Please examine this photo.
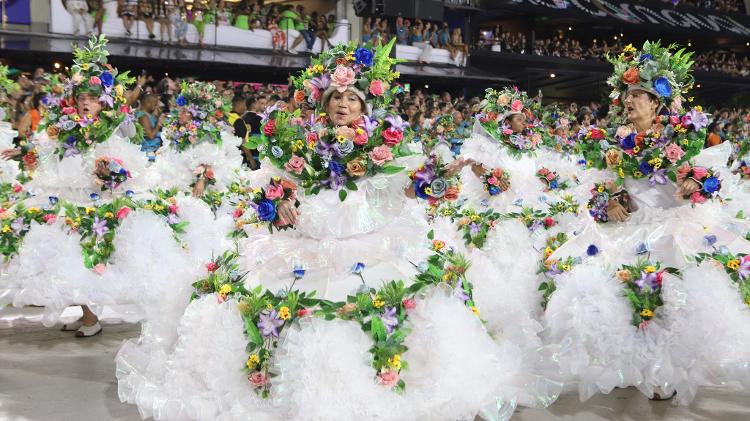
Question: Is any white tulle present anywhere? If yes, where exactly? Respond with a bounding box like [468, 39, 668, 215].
[0, 122, 19, 183]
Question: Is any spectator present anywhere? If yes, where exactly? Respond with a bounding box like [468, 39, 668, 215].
[396, 17, 408, 45]
[155, 0, 172, 43]
[288, 8, 317, 53]
[139, 0, 157, 40]
[233, 0, 251, 30]
[118, 0, 138, 37]
[63, 0, 91, 36]
[450, 28, 470, 66]
[171, 0, 188, 46]
[267, 8, 286, 52]
[362, 17, 373, 44]
[314, 14, 333, 50]
[137, 93, 165, 157]
[87, 0, 104, 36]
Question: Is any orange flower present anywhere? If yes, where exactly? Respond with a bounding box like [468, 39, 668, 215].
[622, 67, 640, 85]
[444, 186, 460, 201]
[294, 90, 306, 104]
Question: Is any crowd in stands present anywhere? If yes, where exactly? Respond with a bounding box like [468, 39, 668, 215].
[479, 29, 749, 77]
[663, 0, 747, 14]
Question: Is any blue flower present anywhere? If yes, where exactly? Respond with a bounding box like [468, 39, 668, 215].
[639, 53, 653, 62]
[293, 266, 306, 279]
[488, 185, 501, 196]
[125, 190, 134, 198]
[351, 262, 366, 274]
[100, 71, 114, 87]
[653, 77, 672, 98]
[549, 179, 558, 189]
[66, 135, 76, 145]
[256, 199, 277, 221]
[621, 133, 636, 150]
[639, 161, 653, 175]
[635, 243, 650, 255]
[89, 193, 100, 201]
[703, 176, 720, 194]
[586, 244, 599, 256]
[328, 160, 344, 175]
[703, 235, 717, 247]
[354, 48, 374, 66]
[48, 196, 59, 205]
[414, 181, 430, 199]
[176, 95, 187, 107]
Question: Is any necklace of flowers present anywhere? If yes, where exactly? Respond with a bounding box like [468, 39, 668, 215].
[675, 162, 722, 205]
[190, 251, 322, 399]
[260, 108, 411, 202]
[536, 167, 570, 191]
[230, 177, 300, 236]
[409, 154, 461, 205]
[615, 255, 680, 329]
[695, 236, 750, 308]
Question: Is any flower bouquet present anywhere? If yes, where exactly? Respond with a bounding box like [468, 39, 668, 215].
[162, 81, 230, 150]
[94, 156, 131, 192]
[409, 154, 460, 205]
[231, 177, 299, 234]
[735, 160, 750, 180]
[587, 182, 633, 223]
[615, 258, 680, 328]
[481, 167, 510, 197]
[536, 167, 570, 191]
[675, 162, 722, 204]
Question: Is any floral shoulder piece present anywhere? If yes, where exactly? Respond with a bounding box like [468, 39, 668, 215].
[587, 182, 632, 224]
[536, 167, 570, 191]
[615, 257, 680, 328]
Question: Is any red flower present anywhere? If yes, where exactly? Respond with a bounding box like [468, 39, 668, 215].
[382, 127, 403, 146]
[402, 298, 417, 310]
[655, 270, 665, 286]
[206, 262, 219, 272]
[263, 120, 276, 136]
[622, 67, 640, 85]
[233, 207, 244, 219]
[612, 98, 620, 106]
[543, 217, 556, 228]
[669, 115, 680, 126]
[296, 308, 312, 318]
[589, 128, 605, 140]
[12, 184, 22, 193]
[168, 204, 179, 214]
[215, 110, 223, 118]
[634, 132, 645, 147]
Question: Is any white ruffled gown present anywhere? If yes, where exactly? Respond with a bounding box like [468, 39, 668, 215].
[115, 150, 560, 420]
[0, 121, 19, 183]
[0, 123, 236, 326]
[543, 141, 750, 404]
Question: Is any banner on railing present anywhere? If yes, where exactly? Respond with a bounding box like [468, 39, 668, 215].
[3, 0, 31, 25]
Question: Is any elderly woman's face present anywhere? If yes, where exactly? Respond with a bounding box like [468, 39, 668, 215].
[327, 90, 363, 126]
[624, 90, 658, 125]
[76, 93, 102, 117]
[507, 113, 527, 133]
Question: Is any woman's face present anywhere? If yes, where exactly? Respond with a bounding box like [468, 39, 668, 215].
[507, 113, 527, 133]
[179, 109, 192, 124]
[76, 93, 102, 117]
[327, 90, 363, 126]
[624, 90, 658, 125]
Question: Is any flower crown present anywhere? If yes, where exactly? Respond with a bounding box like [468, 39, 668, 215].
[607, 41, 695, 114]
[163, 81, 231, 151]
[479, 87, 534, 122]
[290, 38, 402, 113]
[67, 35, 134, 101]
[477, 87, 544, 155]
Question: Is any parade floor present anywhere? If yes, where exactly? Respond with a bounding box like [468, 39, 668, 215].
[1, 306, 749, 421]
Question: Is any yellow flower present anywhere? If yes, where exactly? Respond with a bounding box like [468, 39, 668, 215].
[645, 266, 656, 273]
[634, 171, 643, 178]
[81, 63, 90, 70]
[373, 297, 385, 308]
[470, 306, 480, 317]
[279, 306, 291, 320]
[153, 205, 164, 212]
[104, 212, 114, 219]
[388, 355, 402, 370]
[114, 85, 124, 96]
[336, 135, 346, 143]
[219, 284, 232, 295]
[727, 259, 740, 270]
[695, 105, 702, 112]
[1, 225, 9, 233]
[424, 187, 433, 195]
[65, 217, 74, 225]
[675, 126, 687, 134]
[618, 168, 625, 178]
[640, 308, 654, 318]
[306, 68, 314, 75]
[544, 247, 553, 257]
[266, 302, 273, 310]
[633, 146, 640, 153]
[246, 354, 260, 368]
[85, 207, 95, 214]
[345, 53, 355, 62]
[470, 215, 480, 222]
[291, 146, 298, 153]
[561, 264, 571, 271]
[27, 207, 40, 214]
[623, 43, 636, 53]
[432, 240, 445, 251]
[312, 64, 324, 73]
[597, 185, 605, 193]
[682, 139, 689, 145]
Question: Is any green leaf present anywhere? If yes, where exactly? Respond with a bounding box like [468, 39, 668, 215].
[338, 189, 348, 202]
[345, 180, 358, 191]
[380, 165, 405, 175]
[371, 316, 387, 342]
[244, 318, 263, 346]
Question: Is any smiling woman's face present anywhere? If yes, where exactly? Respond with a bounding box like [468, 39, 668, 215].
[326, 90, 364, 126]
[76, 93, 102, 117]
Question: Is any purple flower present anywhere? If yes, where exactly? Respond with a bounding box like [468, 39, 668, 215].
[63, 142, 80, 157]
[648, 168, 668, 186]
[10, 217, 27, 235]
[257, 309, 285, 338]
[314, 141, 334, 160]
[385, 114, 408, 131]
[635, 271, 659, 292]
[703, 235, 717, 248]
[545, 262, 563, 278]
[351, 262, 366, 274]
[166, 213, 179, 225]
[310, 73, 331, 92]
[453, 278, 470, 302]
[469, 222, 481, 236]
[99, 94, 114, 109]
[686, 109, 708, 132]
[92, 216, 109, 239]
[738, 258, 750, 280]
[362, 115, 378, 137]
[381, 307, 399, 334]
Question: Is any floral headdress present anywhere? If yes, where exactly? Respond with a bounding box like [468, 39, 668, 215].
[0, 65, 19, 122]
[290, 38, 402, 113]
[39, 35, 140, 158]
[162, 81, 231, 151]
[476, 87, 544, 155]
[607, 41, 695, 117]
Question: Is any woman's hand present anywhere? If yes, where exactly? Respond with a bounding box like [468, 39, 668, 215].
[471, 162, 486, 178]
[1, 149, 21, 160]
[277, 199, 299, 226]
[675, 179, 701, 198]
[191, 178, 206, 197]
[443, 157, 473, 178]
[607, 199, 630, 223]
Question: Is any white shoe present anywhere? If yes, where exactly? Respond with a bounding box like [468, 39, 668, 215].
[287, 49, 298, 55]
[61, 319, 84, 331]
[76, 322, 102, 338]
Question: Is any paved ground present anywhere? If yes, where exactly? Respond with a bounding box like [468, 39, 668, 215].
[1, 306, 749, 421]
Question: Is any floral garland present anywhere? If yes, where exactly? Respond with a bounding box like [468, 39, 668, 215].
[190, 252, 321, 398]
[161, 81, 230, 151]
[257, 108, 411, 201]
[502, 195, 580, 232]
[695, 246, 750, 307]
[538, 240, 599, 309]
[536, 167, 570, 191]
[231, 177, 299, 234]
[616, 258, 680, 328]
[38, 35, 142, 159]
[675, 162, 722, 204]
[482, 167, 510, 197]
[94, 157, 131, 192]
[452, 207, 502, 249]
[409, 154, 460, 205]
[0, 201, 60, 261]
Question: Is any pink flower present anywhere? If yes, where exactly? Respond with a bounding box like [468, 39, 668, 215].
[368, 145, 394, 166]
[168, 204, 179, 214]
[62, 107, 76, 115]
[615, 125, 632, 139]
[284, 154, 306, 175]
[290, 117, 304, 127]
[331, 65, 356, 92]
[12, 184, 22, 193]
[664, 143, 685, 163]
[676, 163, 691, 183]
[692, 166, 708, 179]
[546, 173, 556, 181]
[296, 308, 312, 318]
[377, 370, 400, 388]
[354, 130, 369, 146]
[690, 191, 707, 204]
[115, 206, 131, 220]
[89, 76, 101, 85]
[43, 214, 57, 225]
[305, 132, 319, 147]
[310, 86, 321, 101]
[502, 128, 513, 135]
[233, 207, 244, 219]
[93, 263, 106, 275]
[249, 371, 268, 388]
[206, 262, 219, 272]
[369, 80, 385, 96]
[265, 184, 284, 200]
[382, 128, 403, 146]
[402, 298, 417, 310]
[510, 99, 523, 112]
[335, 126, 356, 140]
[487, 176, 498, 186]
[670, 97, 683, 113]
[669, 115, 681, 126]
